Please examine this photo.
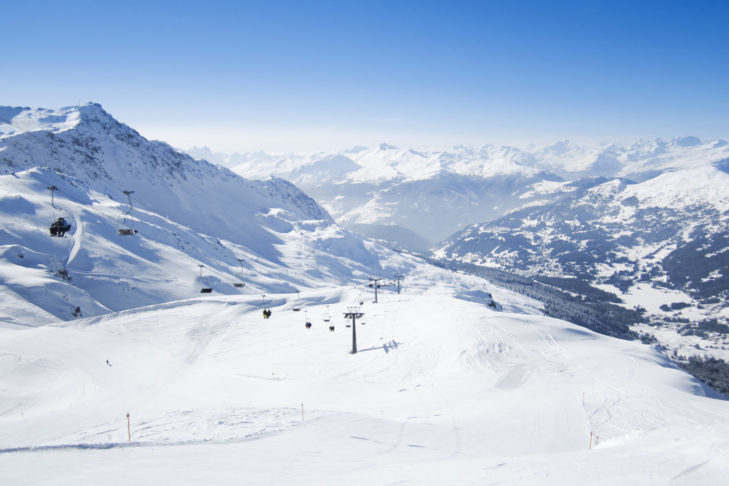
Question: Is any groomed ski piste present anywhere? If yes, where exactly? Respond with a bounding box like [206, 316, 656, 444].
[1, 265, 729, 484]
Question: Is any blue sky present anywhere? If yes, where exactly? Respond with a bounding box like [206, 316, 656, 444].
[3, 0, 728, 152]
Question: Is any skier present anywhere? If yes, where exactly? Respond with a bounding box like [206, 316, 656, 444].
[50, 217, 71, 237]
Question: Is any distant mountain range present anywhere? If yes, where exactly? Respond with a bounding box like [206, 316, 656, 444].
[188, 137, 729, 250]
[188, 137, 729, 361]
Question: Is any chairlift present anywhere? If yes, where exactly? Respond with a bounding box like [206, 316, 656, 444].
[261, 295, 272, 319]
[233, 258, 246, 288]
[49, 217, 71, 237]
[48, 186, 72, 237]
[117, 190, 137, 236]
[198, 264, 212, 293]
[292, 290, 301, 312]
[304, 311, 312, 329]
[323, 305, 331, 323]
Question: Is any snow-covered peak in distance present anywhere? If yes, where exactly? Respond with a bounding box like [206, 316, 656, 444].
[207, 135, 729, 248]
[215, 135, 729, 188]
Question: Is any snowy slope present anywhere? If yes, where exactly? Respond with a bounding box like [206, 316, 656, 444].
[0, 104, 409, 325]
[0, 266, 727, 484]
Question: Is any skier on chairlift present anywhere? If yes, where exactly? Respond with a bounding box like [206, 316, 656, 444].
[50, 217, 71, 237]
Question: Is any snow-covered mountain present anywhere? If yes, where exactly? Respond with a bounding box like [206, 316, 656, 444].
[434, 163, 729, 360]
[194, 137, 729, 363]
[0, 103, 410, 325]
[194, 138, 729, 250]
[2, 104, 729, 484]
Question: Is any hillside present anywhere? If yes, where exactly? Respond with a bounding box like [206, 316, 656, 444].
[1, 265, 728, 484]
[0, 104, 409, 325]
[434, 165, 729, 363]
[1, 104, 728, 484]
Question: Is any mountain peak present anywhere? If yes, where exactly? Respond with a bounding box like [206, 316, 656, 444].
[671, 135, 702, 147]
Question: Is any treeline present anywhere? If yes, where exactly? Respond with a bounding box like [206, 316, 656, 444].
[428, 258, 729, 398]
[677, 356, 729, 397]
[426, 258, 642, 340]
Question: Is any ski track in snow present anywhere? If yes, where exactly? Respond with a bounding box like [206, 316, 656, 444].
[66, 208, 82, 265]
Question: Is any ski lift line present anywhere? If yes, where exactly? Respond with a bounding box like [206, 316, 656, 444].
[38, 172, 133, 210]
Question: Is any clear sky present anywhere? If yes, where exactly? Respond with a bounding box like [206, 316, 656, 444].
[2, 0, 728, 152]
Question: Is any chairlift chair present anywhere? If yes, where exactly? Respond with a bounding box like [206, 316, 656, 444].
[304, 310, 311, 328]
[49, 217, 71, 237]
[233, 258, 246, 288]
[323, 304, 331, 322]
[292, 290, 301, 311]
[117, 190, 137, 236]
[47, 186, 71, 237]
[198, 264, 212, 293]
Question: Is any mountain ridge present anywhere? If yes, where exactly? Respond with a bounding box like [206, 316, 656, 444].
[189, 136, 729, 247]
[0, 103, 410, 325]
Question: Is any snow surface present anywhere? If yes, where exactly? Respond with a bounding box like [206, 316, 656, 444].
[1, 266, 728, 484]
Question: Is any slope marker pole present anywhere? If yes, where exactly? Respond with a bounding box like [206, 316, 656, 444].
[126, 413, 131, 442]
